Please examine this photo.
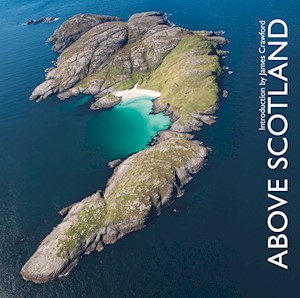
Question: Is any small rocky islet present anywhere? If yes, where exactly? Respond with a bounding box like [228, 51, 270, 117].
[21, 11, 228, 283]
[26, 17, 60, 25]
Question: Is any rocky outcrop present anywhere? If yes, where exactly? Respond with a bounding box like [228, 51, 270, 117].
[222, 90, 229, 98]
[27, 17, 59, 25]
[90, 95, 121, 110]
[21, 137, 208, 283]
[170, 117, 203, 133]
[48, 14, 122, 52]
[30, 20, 129, 101]
[152, 97, 169, 114]
[190, 113, 217, 125]
[108, 159, 123, 168]
[58, 203, 77, 216]
[127, 11, 169, 43]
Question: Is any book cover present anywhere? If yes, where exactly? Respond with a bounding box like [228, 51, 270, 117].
[0, 0, 298, 297]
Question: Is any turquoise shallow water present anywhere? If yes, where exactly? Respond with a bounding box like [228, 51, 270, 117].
[59, 94, 171, 160]
[0, 0, 300, 297]
[86, 95, 171, 159]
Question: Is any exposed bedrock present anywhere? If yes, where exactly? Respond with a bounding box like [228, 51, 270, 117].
[21, 137, 208, 283]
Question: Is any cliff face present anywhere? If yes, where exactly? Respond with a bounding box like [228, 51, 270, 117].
[21, 12, 228, 283]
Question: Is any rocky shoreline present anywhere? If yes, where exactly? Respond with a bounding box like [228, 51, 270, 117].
[21, 11, 228, 283]
[21, 138, 208, 283]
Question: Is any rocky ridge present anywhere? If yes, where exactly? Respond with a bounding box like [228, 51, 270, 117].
[21, 137, 208, 283]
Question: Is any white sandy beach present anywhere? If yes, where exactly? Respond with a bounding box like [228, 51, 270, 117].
[113, 84, 161, 100]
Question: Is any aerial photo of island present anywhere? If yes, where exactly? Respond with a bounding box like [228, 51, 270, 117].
[1, 1, 299, 297]
[21, 10, 229, 283]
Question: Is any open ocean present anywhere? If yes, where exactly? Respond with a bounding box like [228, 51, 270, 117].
[0, 0, 299, 297]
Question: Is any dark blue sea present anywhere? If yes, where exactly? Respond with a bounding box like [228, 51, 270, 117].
[0, 0, 299, 297]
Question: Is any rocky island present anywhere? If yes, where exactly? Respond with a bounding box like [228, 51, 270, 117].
[26, 17, 60, 25]
[21, 12, 228, 283]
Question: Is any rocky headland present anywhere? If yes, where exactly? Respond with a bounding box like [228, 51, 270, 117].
[21, 11, 228, 283]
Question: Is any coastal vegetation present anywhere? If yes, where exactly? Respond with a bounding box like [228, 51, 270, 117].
[142, 36, 222, 124]
[56, 137, 207, 259]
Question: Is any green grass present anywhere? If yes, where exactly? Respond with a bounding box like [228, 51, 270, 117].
[115, 71, 150, 91]
[77, 71, 107, 88]
[141, 36, 222, 118]
[57, 203, 108, 258]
